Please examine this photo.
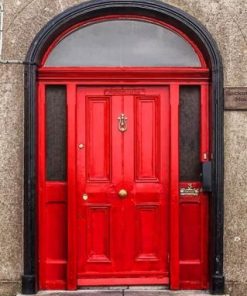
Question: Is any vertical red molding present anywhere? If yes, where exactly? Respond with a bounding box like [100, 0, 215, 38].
[201, 192, 209, 288]
[201, 84, 209, 161]
[170, 84, 180, 289]
[201, 84, 210, 288]
[67, 83, 77, 289]
[38, 83, 46, 289]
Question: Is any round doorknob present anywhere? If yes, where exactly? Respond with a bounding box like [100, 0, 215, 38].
[82, 193, 88, 201]
[118, 189, 128, 198]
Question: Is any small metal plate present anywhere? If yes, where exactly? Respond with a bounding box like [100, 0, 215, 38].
[224, 87, 247, 110]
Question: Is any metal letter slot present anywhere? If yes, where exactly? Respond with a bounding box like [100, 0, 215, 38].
[180, 184, 200, 196]
[118, 113, 128, 132]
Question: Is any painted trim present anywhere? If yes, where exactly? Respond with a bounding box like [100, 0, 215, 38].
[170, 84, 180, 288]
[23, 0, 224, 294]
[38, 67, 210, 82]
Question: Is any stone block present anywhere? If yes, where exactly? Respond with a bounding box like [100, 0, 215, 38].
[226, 281, 247, 296]
[0, 280, 21, 296]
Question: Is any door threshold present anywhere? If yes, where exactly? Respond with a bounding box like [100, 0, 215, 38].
[17, 290, 229, 296]
[78, 277, 169, 286]
[78, 285, 168, 290]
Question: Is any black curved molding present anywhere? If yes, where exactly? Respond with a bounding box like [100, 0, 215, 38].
[23, 0, 224, 294]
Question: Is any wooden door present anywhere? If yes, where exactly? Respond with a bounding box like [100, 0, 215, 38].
[76, 86, 170, 285]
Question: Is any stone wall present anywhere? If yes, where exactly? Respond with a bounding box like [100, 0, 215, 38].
[0, 0, 246, 295]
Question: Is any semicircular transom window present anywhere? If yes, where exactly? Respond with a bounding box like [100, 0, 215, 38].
[45, 19, 201, 67]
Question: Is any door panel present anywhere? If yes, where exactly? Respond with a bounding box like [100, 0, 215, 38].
[76, 87, 169, 284]
[86, 96, 111, 182]
[135, 95, 160, 181]
[123, 89, 169, 275]
[77, 88, 122, 275]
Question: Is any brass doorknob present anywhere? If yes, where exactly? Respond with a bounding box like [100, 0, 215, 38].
[118, 189, 128, 198]
[82, 193, 88, 201]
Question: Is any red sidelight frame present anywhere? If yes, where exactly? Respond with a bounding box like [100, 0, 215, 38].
[37, 14, 211, 291]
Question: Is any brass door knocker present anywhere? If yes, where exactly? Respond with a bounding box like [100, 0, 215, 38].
[118, 113, 128, 132]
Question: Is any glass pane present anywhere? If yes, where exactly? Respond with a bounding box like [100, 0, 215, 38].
[179, 86, 201, 181]
[45, 20, 200, 67]
[46, 85, 67, 181]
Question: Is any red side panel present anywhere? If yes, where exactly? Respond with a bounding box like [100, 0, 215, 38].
[178, 84, 210, 289]
[38, 83, 68, 290]
[179, 182, 209, 289]
[44, 183, 67, 289]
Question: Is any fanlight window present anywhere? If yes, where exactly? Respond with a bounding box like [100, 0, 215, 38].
[45, 20, 201, 67]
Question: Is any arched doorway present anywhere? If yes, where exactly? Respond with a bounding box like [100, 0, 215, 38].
[22, 1, 225, 294]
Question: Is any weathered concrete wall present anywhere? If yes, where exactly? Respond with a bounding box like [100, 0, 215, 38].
[0, 63, 24, 295]
[0, 0, 246, 295]
[0, 2, 3, 55]
[224, 112, 247, 296]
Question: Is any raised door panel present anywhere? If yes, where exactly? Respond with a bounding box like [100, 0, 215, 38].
[135, 203, 162, 262]
[124, 88, 169, 279]
[135, 96, 160, 181]
[77, 88, 122, 278]
[86, 96, 111, 182]
[39, 84, 68, 289]
[86, 205, 111, 263]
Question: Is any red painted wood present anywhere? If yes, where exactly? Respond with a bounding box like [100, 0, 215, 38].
[38, 83, 68, 290]
[38, 67, 210, 82]
[76, 87, 169, 285]
[77, 277, 169, 286]
[201, 84, 210, 161]
[178, 83, 210, 289]
[124, 89, 169, 277]
[67, 83, 77, 289]
[170, 84, 180, 289]
[37, 78, 210, 290]
[38, 13, 210, 289]
[38, 82, 46, 289]
[201, 193, 209, 289]
[179, 183, 209, 290]
[77, 87, 122, 277]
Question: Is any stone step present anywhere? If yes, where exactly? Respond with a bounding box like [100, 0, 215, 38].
[17, 289, 229, 296]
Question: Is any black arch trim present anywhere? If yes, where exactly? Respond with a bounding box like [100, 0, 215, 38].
[23, 0, 224, 294]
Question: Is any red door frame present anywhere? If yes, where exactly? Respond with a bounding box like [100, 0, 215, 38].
[37, 67, 210, 290]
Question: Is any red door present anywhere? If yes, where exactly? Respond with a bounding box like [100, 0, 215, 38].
[76, 86, 170, 285]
